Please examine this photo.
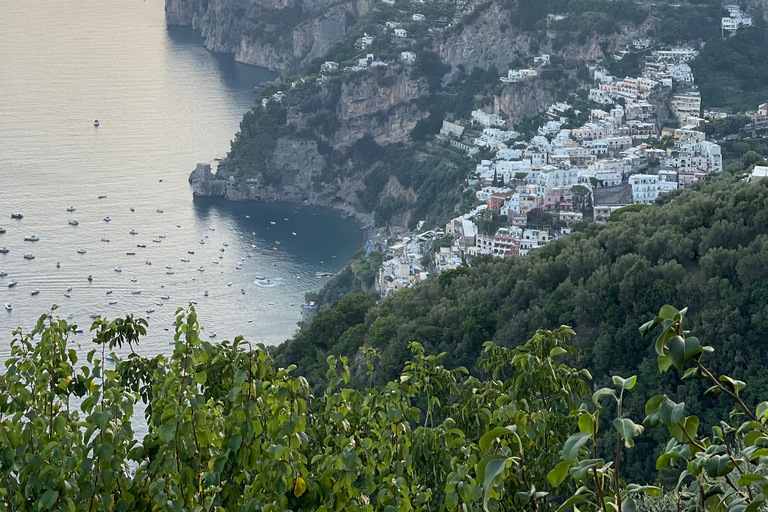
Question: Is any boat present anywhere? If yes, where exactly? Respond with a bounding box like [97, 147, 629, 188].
[188, 251, 194, 255]
[199, 240, 205, 244]
[103, 216, 111, 222]
[254, 275, 265, 280]
[316, 272, 333, 278]
[130, 207, 134, 212]
[270, 221, 276, 225]
[197, 266, 204, 272]
[90, 314, 100, 319]
[68, 220, 79, 226]
[158, 235, 166, 239]
[67, 287, 72, 292]
[136, 244, 146, 248]
[131, 290, 141, 295]
[24, 235, 39, 241]
[87, 275, 92, 282]
[109, 300, 117, 305]
[11, 213, 23, 219]
[227, 282, 232, 287]
[66, 207, 76, 212]
[4, 303, 11, 311]
[204, 234, 208, 238]
[190, 300, 197, 304]
[126, 252, 135, 255]
[165, 265, 172, 269]
[212, 261, 219, 265]
[292, 232, 297, 236]
[0, 271, 6, 277]
[240, 289, 245, 294]
[156, 209, 163, 213]
[77, 249, 86, 254]
[152, 239, 161, 243]
[181, 258, 189, 262]
[156, 301, 163, 306]
[130, 230, 138, 235]
[74, 328, 83, 334]
[223, 242, 228, 247]
[94, 120, 99, 127]
[209, 332, 217, 338]
[204, 290, 208, 297]
[56, 262, 60, 268]
[145, 261, 151, 265]
[235, 266, 242, 270]
[166, 270, 174, 275]
[98, 195, 107, 199]
[101, 238, 110, 242]
[30, 289, 39, 296]
[63, 292, 71, 298]
[130, 278, 137, 282]
[245, 215, 250, 219]
[114, 267, 122, 272]
[146, 308, 155, 314]
[219, 247, 225, 252]
[177, 224, 181, 228]
[24, 253, 34, 260]
[0, 248, 8, 253]
[106, 290, 112, 295]
[160, 295, 169, 300]
[209, 227, 215, 231]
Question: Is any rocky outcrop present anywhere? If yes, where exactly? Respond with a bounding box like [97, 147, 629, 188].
[165, 0, 372, 72]
[492, 79, 556, 126]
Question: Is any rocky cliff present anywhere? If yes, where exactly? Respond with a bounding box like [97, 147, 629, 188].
[165, 0, 372, 72]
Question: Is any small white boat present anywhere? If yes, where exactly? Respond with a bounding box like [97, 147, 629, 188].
[197, 266, 204, 272]
[204, 290, 208, 297]
[130, 207, 134, 212]
[235, 266, 242, 270]
[130, 278, 137, 282]
[101, 238, 109, 242]
[152, 239, 161, 243]
[24, 235, 39, 241]
[212, 261, 219, 264]
[4, 303, 11, 310]
[0, 271, 6, 276]
[188, 251, 195, 255]
[199, 240, 205, 244]
[240, 289, 245, 294]
[69, 220, 79, 226]
[160, 295, 169, 300]
[77, 249, 86, 254]
[204, 234, 208, 238]
[209, 332, 217, 338]
[24, 253, 35, 260]
[130, 229, 138, 235]
[156, 301, 163, 306]
[292, 232, 297, 236]
[131, 290, 141, 295]
[146, 308, 155, 314]
[114, 267, 122, 272]
[177, 224, 181, 228]
[223, 242, 228, 247]
[30, 289, 39, 296]
[109, 300, 117, 305]
[181, 258, 189, 262]
[227, 282, 232, 286]
[245, 215, 250, 219]
[146, 260, 151, 265]
[137, 244, 146, 248]
[209, 227, 215, 231]
[94, 120, 99, 127]
[229, 227, 233, 231]
[90, 314, 100, 319]
[166, 270, 174, 275]
[165, 265, 173, 269]
[103, 216, 111, 222]
[270, 221, 276, 225]
[66, 207, 76, 212]
[190, 300, 197, 304]
[156, 209, 163, 213]
[106, 290, 112, 295]
[158, 235, 166, 239]
[87, 275, 92, 282]
[67, 287, 73, 292]
[63, 292, 71, 298]
[219, 247, 225, 252]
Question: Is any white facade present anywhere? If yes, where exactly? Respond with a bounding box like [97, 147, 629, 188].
[630, 174, 678, 204]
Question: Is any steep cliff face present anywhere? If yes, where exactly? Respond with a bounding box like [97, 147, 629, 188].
[492, 80, 556, 126]
[165, 0, 372, 72]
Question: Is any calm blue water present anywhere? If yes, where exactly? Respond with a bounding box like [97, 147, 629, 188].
[0, 0, 364, 357]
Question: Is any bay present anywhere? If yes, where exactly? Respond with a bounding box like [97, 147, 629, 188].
[0, 0, 364, 358]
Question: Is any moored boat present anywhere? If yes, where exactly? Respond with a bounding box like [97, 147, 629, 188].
[68, 220, 78, 226]
[24, 235, 39, 241]
[4, 303, 11, 311]
[23, 253, 34, 260]
[11, 213, 22, 219]
[30, 289, 40, 296]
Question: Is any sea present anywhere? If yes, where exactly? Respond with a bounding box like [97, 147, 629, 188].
[0, 0, 365, 360]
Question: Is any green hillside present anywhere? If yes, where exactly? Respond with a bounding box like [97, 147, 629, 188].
[274, 176, 768, 481]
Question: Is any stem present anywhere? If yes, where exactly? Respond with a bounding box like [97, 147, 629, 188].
[694, 360, 760, 425]
[615, 390, 624, 512]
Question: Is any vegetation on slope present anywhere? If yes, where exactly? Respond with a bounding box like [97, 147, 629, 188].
[274, 177, 768, 482]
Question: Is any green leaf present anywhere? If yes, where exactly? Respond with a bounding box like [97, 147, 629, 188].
[657, 351, 673, 372]
[756, 401, 768, 421]
[195, 371, 207, 385]
[612, 375, 637, 390]
[479, 426, 518, 452]
[563, 433, 591, 463]
[658, 305, 679, 320]
[705, 455, 733, 477]
[659, 399, 685, 426]
[478, 455, 511, 512]
[704, 386, 723, 400]
[547, 461, 571, 487]
[592, 388, 616, 407]
[294, 477, 307, 497]
[578, 414, 595, 435]
[737, 473, 766, 486]
[668, 336, 702, 371]
[555, 495, 589, 512]
[622, 495, 637, 512]
[645, 395, 665, 415]
[626, 484, 663, 497]
[38, 490, 59, 511]
[549, 347, 567, 357]
[159, 423, 175, 443]
[613, 418, 644, 447]
[719, 375, 746, 394]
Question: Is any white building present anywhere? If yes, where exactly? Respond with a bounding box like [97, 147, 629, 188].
[629, 174, 678, 204]
[471, 109, 506, 128]
[412, 13, 425, 21]
[400, 51, 416, 62]
[394, 28, 407, 38]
